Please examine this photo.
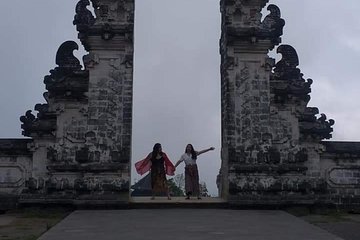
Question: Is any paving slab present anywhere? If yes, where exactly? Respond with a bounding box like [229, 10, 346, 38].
[38, 209, 344, 240]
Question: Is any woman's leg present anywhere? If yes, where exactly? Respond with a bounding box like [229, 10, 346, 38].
[184, 166, 192, 199]
[151, 171, 156, 200]
[166, 186, 171, 200]
[193, 165, 201, 199]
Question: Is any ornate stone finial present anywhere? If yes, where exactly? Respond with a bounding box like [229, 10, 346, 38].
[271, 45, 315, 104]
[73, 0, 95, 30]
[55, 41, 81, 70]
[261, 4, 285, 37]
[20, 110, 36, 137]
[34, 104, 49, 119]
[273, 44, 301, 80]
[299, 111, 335, 141]
[20, 107, 56, 138]
[43, 41, 88, 100]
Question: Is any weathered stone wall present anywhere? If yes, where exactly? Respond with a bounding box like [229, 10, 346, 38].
[0, 139, 32, 195]
[77, 0, 134, 200]
[6, 0, 135, 204]
[220, 0, 338, 205]
[321, 141, 360, 205]
[220, 0, 301, 203]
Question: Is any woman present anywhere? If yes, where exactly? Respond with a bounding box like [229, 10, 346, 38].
[174, 144, 215, 199]
[135, 143, 175, 200]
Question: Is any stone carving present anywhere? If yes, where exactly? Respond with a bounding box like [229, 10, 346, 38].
[261, 4, 285, 41]
[20, 109, 56, 137]
[34, 103, 49, 119]
[83, 53, 100, 68]
[271, 44, 313, 104]
[92, 0, 127, 23]
[220, 0, 336, 203]
[55, 41, 81, 70]
[221, 0, 268, 26]
[299, 111, 335, 141]
[73, 0, 95, 31]
[328, 167, 360, 186]
[73, 176, 128, 192]
[0, 166, 23, 186]
[44, 41, 88, 100]
[229, 176, 326, 194]
[19, 111, 36, 136]
[273, 44, 300, 80]
[220, 1, 284, 49]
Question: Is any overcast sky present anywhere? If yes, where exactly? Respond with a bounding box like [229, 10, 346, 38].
[1, 1, 360, 196]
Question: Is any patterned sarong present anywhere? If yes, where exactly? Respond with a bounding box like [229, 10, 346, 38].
[185, 164, 200, 195]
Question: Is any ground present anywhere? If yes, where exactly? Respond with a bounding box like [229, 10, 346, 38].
[0, 208, 71, 240]
[0, 206, 359, 240]
[287, 207, 360, 240]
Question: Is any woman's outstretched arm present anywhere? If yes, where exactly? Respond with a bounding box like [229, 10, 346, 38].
[174, 160, 181, 168]
[197, 147, 215, 156]
[134, 152, 152, 175]
[174, 155, 185, 168]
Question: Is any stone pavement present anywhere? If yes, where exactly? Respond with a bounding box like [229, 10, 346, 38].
[38, 209, 344, 240]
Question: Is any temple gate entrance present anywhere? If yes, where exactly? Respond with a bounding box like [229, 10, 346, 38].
[1, 0, 360, 208]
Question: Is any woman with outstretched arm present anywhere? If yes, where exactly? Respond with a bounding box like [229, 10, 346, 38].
[174, 144, 215, 199]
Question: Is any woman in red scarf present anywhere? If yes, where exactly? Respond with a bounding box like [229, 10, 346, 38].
[135, 143, 175, 200]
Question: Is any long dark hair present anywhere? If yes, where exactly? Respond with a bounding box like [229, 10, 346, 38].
[185, 144, 197, 160]
[152, 143, 163, 159]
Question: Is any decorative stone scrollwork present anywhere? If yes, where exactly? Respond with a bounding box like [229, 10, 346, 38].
[19, 110, 36, 133]
[34, 103, 49, 119]
[44, 41, 89, 100]
[83, 53, 100, 68]
[299, 112, 335, 141]
[220, 1, 284, 48]
[271, 45, 313, 104]
[229, 176, 326, 194]
[20, 107, 56, 138]
[273, 44, 301, 80]
[73, 0, 95, 31]
[55, 41, 82, 70]
[261, 4, 285, 41]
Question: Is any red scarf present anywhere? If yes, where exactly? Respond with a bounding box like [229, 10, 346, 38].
[135, 152, 175, 176]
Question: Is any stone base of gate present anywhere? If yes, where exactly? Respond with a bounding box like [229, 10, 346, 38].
[18, 192, 130, 209]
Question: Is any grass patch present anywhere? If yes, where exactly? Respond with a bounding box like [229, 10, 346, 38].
[285, 207, 311, 217]
[286, 206, 354, 224]
[0, 207, 72, 240]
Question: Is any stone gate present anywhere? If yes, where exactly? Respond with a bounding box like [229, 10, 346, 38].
[0, 0, 360, 208]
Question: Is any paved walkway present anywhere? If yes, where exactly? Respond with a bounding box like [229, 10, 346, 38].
[38, 209, 343, 240]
